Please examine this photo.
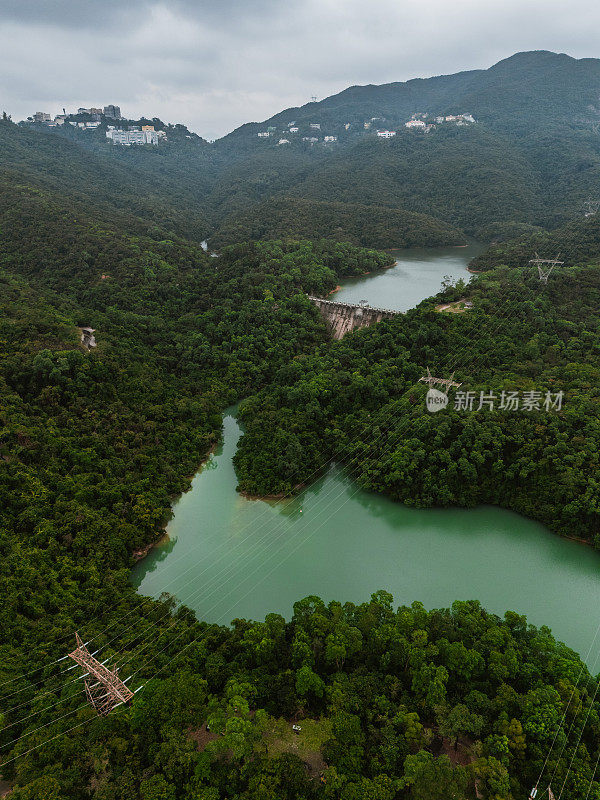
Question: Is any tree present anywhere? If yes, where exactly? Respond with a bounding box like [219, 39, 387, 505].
[437, 703, 484, 750]
[401, 751, 469, 800]
[139, 775, 177, 800]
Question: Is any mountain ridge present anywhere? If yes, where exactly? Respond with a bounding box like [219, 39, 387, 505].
[222, 49, 600, 140]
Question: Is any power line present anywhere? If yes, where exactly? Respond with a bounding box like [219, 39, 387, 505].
[1, 270, 552, 744]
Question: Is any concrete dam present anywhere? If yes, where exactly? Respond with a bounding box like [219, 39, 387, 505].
[308, 296, 400, 339]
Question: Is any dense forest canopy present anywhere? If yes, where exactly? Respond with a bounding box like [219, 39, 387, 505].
[2, 48, 600, 797]
[209, 198, 465, 250]
[470, 211, 600, 272]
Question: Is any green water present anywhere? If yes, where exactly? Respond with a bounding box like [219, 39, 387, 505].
[132, 244, 600, 663]
[132, 413, 600, 661]
[332, 242, 483, 311]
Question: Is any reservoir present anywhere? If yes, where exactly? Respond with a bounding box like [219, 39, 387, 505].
[132, 245, 600, 663]
[332, 242, 482, 311]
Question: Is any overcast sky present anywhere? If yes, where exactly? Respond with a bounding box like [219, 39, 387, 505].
[1, 0, 599, 140]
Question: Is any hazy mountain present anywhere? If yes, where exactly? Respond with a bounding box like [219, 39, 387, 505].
[224, 50, 600, 140]
[8, 51, 600, 246]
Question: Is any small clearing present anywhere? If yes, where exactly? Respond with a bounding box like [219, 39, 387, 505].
[189, 724, 220, 751]
[256, 717, 331, 777]
[435, 299, 473, 313]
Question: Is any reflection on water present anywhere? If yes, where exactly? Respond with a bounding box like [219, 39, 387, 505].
[131, 244, 600, 666]
[132, 413, 600, 665]
[332, 242, 484, 312]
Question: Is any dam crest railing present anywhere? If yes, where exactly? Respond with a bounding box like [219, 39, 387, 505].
[307, 296, 400, 315]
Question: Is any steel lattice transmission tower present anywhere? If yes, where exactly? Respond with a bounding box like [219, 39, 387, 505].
[584, 197, 600, 217]
[528, 253, 564, 284]
[418, 367, 462, 391]
[68, 633, 134, 716]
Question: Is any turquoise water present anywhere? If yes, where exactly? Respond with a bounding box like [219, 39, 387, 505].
[132, 244, 600, 664]
[132, 413, 600, 664]
[332, 243, 483, 312]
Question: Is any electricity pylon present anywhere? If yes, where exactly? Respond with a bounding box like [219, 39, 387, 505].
[418, 367, 462, 390]
[68, 633, 134, 716]
[584, 197, 600, 217]
[528, 253, 564, 284]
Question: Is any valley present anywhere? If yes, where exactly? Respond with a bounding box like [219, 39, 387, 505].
[2, 47, 600, 800]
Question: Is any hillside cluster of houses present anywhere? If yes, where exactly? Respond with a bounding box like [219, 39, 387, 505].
[26, 105, 167, 146]
[29, 104, 122, 127]
[404, 113, 476, 132]
[257, 121, 339, 146]
[257, 111, 476, 144]
[105, 125, 164, 146]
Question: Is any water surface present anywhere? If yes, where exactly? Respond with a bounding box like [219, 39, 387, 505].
[132, 243, 600, 664]
[132, 413, 600, 663]
[332, 242, 483, 311]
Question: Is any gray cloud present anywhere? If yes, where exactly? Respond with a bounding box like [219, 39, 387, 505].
[1, 0, 599, 139]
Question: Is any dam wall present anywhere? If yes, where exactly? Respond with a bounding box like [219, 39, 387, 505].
[308, 296, 400, 339]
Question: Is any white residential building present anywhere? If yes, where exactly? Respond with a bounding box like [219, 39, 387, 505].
[289, 127, 299, 133]
[310, 123, 321, 129]
[377, 129, 396, 137]
[277, 138, 290, 145]
[257, 131, 270, 137]
[302, 136, 319, 143]
[33, 111, 51, 122]
[106, 129, 158, 146]
[405, 120, 426, 129]
[324, 135, 337, 142]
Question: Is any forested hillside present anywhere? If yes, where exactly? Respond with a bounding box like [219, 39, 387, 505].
[13, 50, 600, 246]
[0, 122, 212, 241]
[209, 198, 465, 250]
[234, 261, 600, 543]
[210, 51, 600, 239]
[470, 211, 600, 272]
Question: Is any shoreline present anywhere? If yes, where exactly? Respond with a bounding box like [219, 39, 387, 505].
[328, 258, 396, 296]
[239, 483, 306, 502]
[132, 439, 220, 564]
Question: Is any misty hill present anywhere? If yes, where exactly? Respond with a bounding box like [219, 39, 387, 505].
[9, 50, 600, 248]
[209, 197, 465, 249]
[225, 50, 600, 141]
[208, 51, 600, 241]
